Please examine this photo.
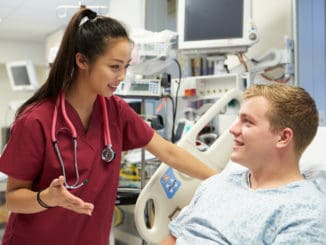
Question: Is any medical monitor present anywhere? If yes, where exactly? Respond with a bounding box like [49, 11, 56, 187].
[5, 60, 39, 91]
[177, 0, 258, 55]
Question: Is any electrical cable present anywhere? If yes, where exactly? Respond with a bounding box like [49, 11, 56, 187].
[237, 52, 249, 72]
[239, 53, 289, 83]
[171, 58, 182, 143]
[260, 73, 290, 83]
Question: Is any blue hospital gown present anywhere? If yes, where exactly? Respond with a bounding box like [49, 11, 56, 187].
[169, 170, 326, 244]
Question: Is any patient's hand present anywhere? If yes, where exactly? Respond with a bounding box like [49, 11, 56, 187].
[159, 235, 176, 245]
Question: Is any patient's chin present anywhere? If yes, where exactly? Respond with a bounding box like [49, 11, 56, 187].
[230, 153, 240, 162]
[230, 154, 247, 167]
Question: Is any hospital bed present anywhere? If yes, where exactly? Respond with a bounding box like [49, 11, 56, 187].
[134, 89, 326, 244]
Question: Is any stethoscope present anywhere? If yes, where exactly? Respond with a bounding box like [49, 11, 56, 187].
[51, 92, 115, 189]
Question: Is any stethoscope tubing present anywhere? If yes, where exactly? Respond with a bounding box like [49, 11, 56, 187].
[51, 92, 115, 189]
[99, 96, 110, 146]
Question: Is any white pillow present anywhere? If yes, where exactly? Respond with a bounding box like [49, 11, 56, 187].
[300, 127, 326, 177]
[299, 127, 326, 194]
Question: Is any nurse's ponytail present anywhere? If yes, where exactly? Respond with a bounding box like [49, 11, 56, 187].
[16, 7, 131, 118]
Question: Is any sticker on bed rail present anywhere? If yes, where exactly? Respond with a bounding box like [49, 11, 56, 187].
[160, 167, 181, 199]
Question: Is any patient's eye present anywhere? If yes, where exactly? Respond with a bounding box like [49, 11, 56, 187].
[242, 117, 253, 126]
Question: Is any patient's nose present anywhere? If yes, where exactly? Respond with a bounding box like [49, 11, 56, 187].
[229, 120, 240, 136]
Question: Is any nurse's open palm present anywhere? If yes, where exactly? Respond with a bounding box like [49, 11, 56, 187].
[48, 176, 94, 216]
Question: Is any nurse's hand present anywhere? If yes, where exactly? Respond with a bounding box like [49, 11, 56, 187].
[43, 176, 94, 216]
[159, 235, 176, 245]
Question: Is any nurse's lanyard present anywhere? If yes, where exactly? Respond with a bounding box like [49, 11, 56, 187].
[51, 92, 115, 189]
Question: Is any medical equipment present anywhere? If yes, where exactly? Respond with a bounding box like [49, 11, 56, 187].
[171, 73, 242, 99]
[5, 60, 39, 91]
[114, 79, 162, 98]
[177, 0, 258, 55]
[51, 92, 115, 189]
[134, 89, 243, 244]
[229, 37, 295, 85]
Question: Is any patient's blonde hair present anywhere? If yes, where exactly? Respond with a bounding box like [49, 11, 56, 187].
[243, 83, 319, 158]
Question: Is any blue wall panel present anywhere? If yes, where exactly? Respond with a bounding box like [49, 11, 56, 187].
[297, 0, 326, 125]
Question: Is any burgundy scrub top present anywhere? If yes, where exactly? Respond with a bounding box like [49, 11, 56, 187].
[0, 95, 154, 245]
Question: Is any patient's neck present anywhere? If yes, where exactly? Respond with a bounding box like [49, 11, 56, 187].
[248, 168, 304, 190]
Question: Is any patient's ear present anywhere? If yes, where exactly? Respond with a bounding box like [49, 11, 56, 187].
[276, 128, 293, 148]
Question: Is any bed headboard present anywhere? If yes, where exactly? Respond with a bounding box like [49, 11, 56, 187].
[134, 89, 243, 244]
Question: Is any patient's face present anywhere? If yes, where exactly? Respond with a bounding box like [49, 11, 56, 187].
[229, 96, 280, 169]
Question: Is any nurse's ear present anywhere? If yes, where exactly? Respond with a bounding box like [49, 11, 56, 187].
[75, 52, 89, 70]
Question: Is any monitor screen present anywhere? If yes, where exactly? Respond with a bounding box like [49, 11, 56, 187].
[184, 0, 243, 41]
[5, 60, 39, 91]
[178, 0, 258, 54]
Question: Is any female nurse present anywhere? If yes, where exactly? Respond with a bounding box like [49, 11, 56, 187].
[0, 7, 216, 245]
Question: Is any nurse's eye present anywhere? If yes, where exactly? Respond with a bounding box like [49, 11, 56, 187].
[125, 64, 130, 69]
[109, 64, 121, 72]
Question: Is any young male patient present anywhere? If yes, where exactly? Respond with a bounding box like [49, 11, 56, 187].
[160, 83, 326, 244]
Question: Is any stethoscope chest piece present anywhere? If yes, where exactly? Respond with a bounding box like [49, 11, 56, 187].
[102, 144, 115, 163]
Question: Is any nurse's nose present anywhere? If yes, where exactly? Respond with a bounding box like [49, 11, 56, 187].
[116, 68, 127, 82]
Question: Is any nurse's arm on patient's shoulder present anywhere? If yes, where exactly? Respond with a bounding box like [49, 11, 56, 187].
[4, 132, 215, 217]
[144, 132, 217, 180]
[5, 175, 94, 215]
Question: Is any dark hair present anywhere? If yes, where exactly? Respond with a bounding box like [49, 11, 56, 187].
[16, 8, 130, 118]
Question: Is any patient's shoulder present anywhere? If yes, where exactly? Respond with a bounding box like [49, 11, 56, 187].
[201, 164, 248, 188]
[222, 161, 248, 173]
